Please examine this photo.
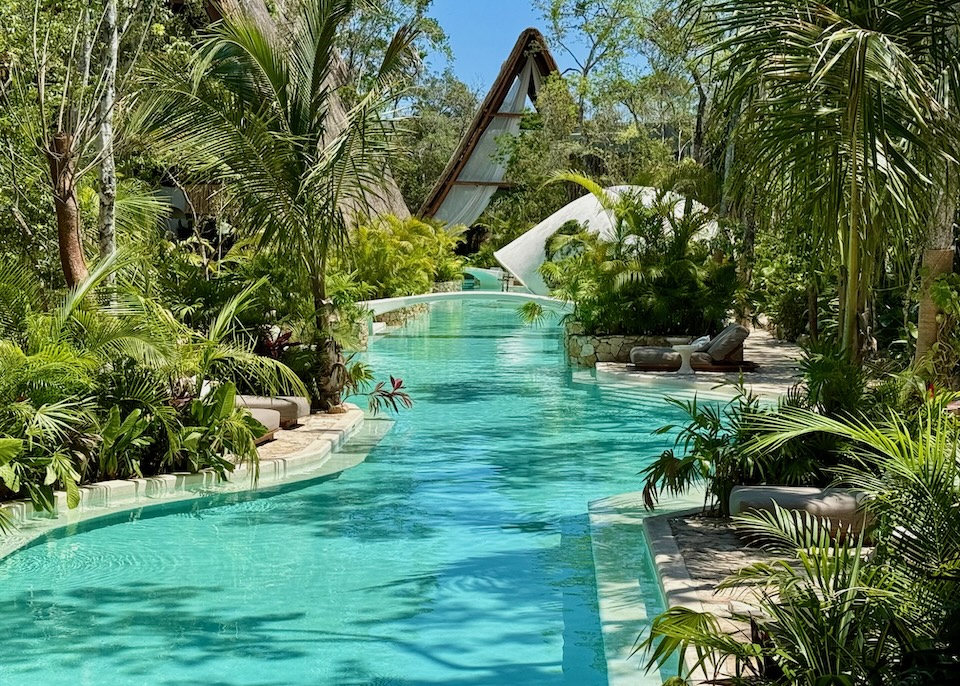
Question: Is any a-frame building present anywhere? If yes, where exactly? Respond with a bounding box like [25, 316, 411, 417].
[418, 28, 559, 226]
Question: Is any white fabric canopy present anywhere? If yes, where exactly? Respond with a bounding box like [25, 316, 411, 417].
[433, 57, 541, 227]
[494, 186, 717, 296]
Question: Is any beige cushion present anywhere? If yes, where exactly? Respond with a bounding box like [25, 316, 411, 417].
[629, 349, 718, 369]
[730, 486, 868, 536]
[247, 408, 281, 433]
[629, 347, 679, 368]
[705, 324, 749, 361]
[277, 395, 311, 419]
[236, 395, 300, 424]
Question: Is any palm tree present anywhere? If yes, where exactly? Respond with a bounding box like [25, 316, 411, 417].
[640, 398, 960, 683]
[707, 0, 960, 360]
[142, 0, 419, 409]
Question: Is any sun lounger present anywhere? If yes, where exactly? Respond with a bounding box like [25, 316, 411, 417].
[628, 323, 758, 372]
[236, 395, 311, 427]
[248, 408, 281, 444]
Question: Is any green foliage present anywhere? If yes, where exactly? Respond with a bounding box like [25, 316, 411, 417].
[0, 250, 307, 517]
[641, 340, 925, 516]
[641, 387, 765, 516]
[345, 215, 465, 298]
[541, 176, 738, 336]
[708, 0, 958, 358]
[641, 402, 960, 684]
[95, 407, 153, 480]
[176, 383, 263, 479]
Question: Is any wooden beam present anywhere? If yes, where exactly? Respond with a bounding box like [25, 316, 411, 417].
[453, 181, 515, 187]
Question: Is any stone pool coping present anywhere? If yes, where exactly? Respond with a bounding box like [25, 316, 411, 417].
[592, 492, 779, 685]
[589, 491, 704, 686]
[0, 407, 370, 561]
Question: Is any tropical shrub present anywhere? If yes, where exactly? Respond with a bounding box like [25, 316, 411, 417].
[641, 340, 919, 516]
[641, 399, 960, 684]
[346, 215, 465, 298]
[175, 383, 264, 479]
[539, 176, 739, 336]
[0, 254, 304, 514]
[640, 387, 766, 517]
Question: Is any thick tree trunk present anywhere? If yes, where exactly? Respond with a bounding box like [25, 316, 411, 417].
[915, 248, 955, 359]
[98, 0, 119, 263]
[310, 269, 347, 412]
[915, 169, 958, 363]
[46, 133, 88, 287]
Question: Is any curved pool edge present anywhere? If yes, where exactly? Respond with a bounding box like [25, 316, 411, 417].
[588, 490, 705, 686]
[0, 407, 375, 562]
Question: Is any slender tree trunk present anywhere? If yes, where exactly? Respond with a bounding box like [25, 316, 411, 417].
[739, 201, 757, 285]
[98, 0, 119, 263]
[915, 167, 958, 363]
[736, 200, 757, 326]
[842, 108, 862, 359]
[46, 133, 88, 287]
[691, 74, 707, 164]
[719, 128, 736, 217]
[807, 281, 819, 341]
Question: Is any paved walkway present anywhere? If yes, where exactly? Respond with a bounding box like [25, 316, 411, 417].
[596, 328, 803, 400]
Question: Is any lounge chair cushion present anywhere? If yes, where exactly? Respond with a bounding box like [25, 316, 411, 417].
[627, 348, 717, 369]
[705, 324, 750, 361]
[247, 407, 281, 433]
[276, 395, 311, 420]
[247, 408, 281, 445]
[236, 395, 301, 425]
[690, 335, 711, 352]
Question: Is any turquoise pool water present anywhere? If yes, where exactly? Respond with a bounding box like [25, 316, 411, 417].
[0, 301, 694, 685]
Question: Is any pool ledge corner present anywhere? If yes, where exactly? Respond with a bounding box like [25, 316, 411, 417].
[588, 492, 703, 686]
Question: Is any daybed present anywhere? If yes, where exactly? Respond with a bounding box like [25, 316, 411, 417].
[628, 323, 758, 372]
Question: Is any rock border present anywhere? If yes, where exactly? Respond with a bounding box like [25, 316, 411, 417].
[564, 321, 689, 367]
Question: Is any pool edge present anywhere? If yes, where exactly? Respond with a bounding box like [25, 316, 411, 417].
[588, 491, 702, 686]
[0, 408, 369, 561]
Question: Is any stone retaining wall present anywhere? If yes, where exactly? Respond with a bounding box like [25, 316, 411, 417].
[564, 321, 680, 367]
[374, 303, 429, 327]
[432, 280, 463, 293]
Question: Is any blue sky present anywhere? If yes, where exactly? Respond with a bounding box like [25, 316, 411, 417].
[427, 1, 574, 90]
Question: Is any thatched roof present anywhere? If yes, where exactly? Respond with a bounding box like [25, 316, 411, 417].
[418, 28, 558, 222]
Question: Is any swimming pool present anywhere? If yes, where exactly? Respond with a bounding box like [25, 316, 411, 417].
[0, 301, 695, 685]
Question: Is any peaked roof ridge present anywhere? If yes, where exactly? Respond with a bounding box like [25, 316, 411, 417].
[418, 28, 559, 219]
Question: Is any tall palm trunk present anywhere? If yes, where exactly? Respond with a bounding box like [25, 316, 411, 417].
[915, 167, 958, 363]
[98, 0, 119, 264]
[841, 54, 866, 360]
[46, 133, 88, 287]
[310, 264, 346, 412]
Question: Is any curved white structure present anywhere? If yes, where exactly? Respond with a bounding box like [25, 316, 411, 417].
[359, 290, 572, 316]
[463, 267, 506, 291]
[493, 185, 715, 296]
